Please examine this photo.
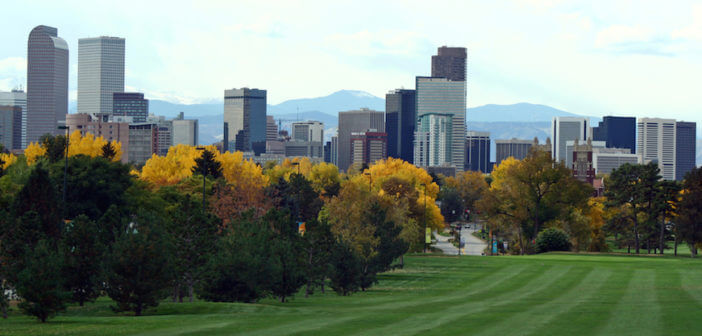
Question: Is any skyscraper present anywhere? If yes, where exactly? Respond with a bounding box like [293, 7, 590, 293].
[113, 92, 148, 122]
[552, 117, 589, 163]
[592, 116, 636, 153]
[0, 90, 26, 148]
[292, 121, 324, 142]
[350, 131, 387, 167]
[385, 89, 416, 163]
[266, 116, 278, 141]
[337, 108, 384, 171]
[637, 118, 676, 180]
[495, 138, 532, 165]
[0, 105, 21, 150]
[77, 36, 125, 117]
[466, 131, 491, 173]
[431, 46, 467, 81]
[676, 121, 696, 181]
[414, 77, 466, 170]
[223, 88, 267, 154]
[26, 25, 68, 143]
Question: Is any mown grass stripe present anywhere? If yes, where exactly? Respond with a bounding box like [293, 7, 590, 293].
[597, 269, 660, 336]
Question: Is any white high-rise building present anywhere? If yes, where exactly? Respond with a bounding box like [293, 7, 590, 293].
[292, 121, 324, 143]
[77, 36, 125, 117]
[414, 77, 466, 171]
[637, 118, 677, 180]
[552, 117, 589, 163]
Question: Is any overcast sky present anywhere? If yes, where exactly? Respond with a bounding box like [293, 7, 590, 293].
[1, 0, 701, 122]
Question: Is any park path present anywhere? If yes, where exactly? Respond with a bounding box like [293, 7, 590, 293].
[433, 224, 487, 256]
[433, 232, 459, 255]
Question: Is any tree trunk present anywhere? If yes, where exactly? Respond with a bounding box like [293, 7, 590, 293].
[633, 215, 640, 254]
[172, 285, 179, 302]
[674, 235, 679, 256]
[189, 283, 194, 303]
[517, 225, 525, 255]
[690, 244, 698, 258]
[320, 283, 325, 294]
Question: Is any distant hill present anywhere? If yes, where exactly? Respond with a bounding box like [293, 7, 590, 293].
[268, 90, 385, 116]
[467, 103, 594, 123]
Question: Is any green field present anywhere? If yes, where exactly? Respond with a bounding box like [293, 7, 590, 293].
[3, 253, 702, 335]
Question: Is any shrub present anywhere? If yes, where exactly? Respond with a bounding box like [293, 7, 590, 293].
[536, 228, 571, 253]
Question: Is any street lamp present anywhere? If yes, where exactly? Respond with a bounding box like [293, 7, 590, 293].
[364, 171, 372, 193]
[57, 125, 69, 218]
[291, 161, 300, 175]
[196, 147, 206, 211]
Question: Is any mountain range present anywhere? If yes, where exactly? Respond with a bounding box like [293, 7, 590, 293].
[68, 90, 701, 165]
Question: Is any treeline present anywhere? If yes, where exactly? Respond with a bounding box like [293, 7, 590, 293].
[0, 133, 443, 322]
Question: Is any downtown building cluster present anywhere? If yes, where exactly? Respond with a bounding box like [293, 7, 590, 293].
[1, 27, 697, 179]
[0, 25, 199, 165]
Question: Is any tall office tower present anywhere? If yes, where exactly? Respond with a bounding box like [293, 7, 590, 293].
[592, 116, 636, 153]
[292, 121, 324, 142]
[0, 89, 26, 148]
[637, 118, 676, 180]
[77, 36, 125, 118]
[323, 141, 332, 163]
[466, 131, 490, 173]
[552, 117, 589, 163]
[495, 138, 532, 165]
[337, 108, 384, 171]
[431, 46, 467, 81]
[113, 92, 148, 122]
[350, 131, 387, 167]
[223, 88, 266, 154]
[414, 77, 466, 170]
[330, 135, 338, 166]
[0, 105, 20, 149]
[592, 148, 640, 175]
[266, 116, 278, 141]
[385, 89, 416, 163]
[128, 123, 157, 165]
[676, 121, 696, 181]
[172, 119, 198, 146]
[414, 114, 451, 167]
[26, 25, 68, 143]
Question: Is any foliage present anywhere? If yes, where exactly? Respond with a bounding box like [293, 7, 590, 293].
[12, 164, 62, 239]
[439, 187, 463, 223]
[443, 170, 489, 217]
[0, 152, 17, 172]
[104, 212, 173, 316]
[328, 241, 362, 296]
[199, 213, 272, 302]
[301, 219, 336, 297]
[15, 239, 70, 322]
[24, 142, 47, 165]
[40, 134, 67, 163]
[192, 148, 223, 179]
[68, 131, 122, 162]
[62, 215, 104, 306]
[678, 167, 702, 257]
[536, 228, 571, 253]
[266, 210, 306, 302]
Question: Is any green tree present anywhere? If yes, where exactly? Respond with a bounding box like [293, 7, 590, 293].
[12, 164, 62, 239]
[199, 212, 272, 302]
[267, 210, 306, 302]
[160, 189, 218, 302]
[301, 218, 335, 297]
[39, 133, 67, 163]
[678, 167, 702, 257]
[328, 241, 362, 296]
[51, 155, 133, 221]
[101, 141, 117, 161]
[62, 215, 103, 306]
[15, 239, 70, 322]
[439, 187, 463, 223]
[655, 180, 680, 254]
[104, 212, 173, 316]
[536, 228, 571, 253]
[192, 149, 222, 179]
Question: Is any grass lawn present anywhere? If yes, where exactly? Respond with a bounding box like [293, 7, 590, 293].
[2, 253, 702, 335]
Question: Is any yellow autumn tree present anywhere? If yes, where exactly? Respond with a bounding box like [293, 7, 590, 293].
[139, 144, 207, 186]
[308, 162, 341, 197]
[265, 157, 313, 182]
[1, 153, 18, 170]
[24, 142, 47, 165]
[219, 150, 268, 188]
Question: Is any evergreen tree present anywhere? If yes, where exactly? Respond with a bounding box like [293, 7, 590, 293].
[15, 239, 70, 323]
[267, 210, 305, 302]
[104, 212, 173, 316]
[101, 141, 117, 161]
[301, 218, 335, 297]
[678, 167, 702, 257]
[200, 212, 272, 302]
[192, 149, 222, 179]
[328, 241, 362, 296]
[62, 215, 103, 306]
[12, 164, 62, 240]
[39, 133, 67, 163]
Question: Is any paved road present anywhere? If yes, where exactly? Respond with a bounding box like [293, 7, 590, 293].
[432, 223, 488, 256]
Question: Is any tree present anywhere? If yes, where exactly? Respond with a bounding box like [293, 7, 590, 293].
[328, 241, 362, 296]
[12, 164, 62, 240]
[444, 170, 489, 219]
[536, 228, 571, 253]
[655, 180, 680, 254]
[39, 133, 67, 163]
[301, 219, 335, 297]
[439, 187, 463, 223]
[192, 148, 222, 179]
[160, 190, 218, 302]
[199, 213, 272, 302]
[267, 210, 306, 302]
[62, 215, 103, 306]
[678, 167, 702, 257]
[104, 212, 173, 316]
[101, 141, 117, 161]
[15, 239, 70, 322]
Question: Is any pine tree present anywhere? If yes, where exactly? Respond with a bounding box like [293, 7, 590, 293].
[328, 241, 362, 296]
[192, 149, 222, 179]
[267, 210, 305, 303]
[101, 141, 117, 161]
[63, 215, 103, 306]
[16, 239, 70, 323]
[302, 219, 335, 297]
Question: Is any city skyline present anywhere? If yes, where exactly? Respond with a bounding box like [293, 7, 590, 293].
[0, 1, 701, 126]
